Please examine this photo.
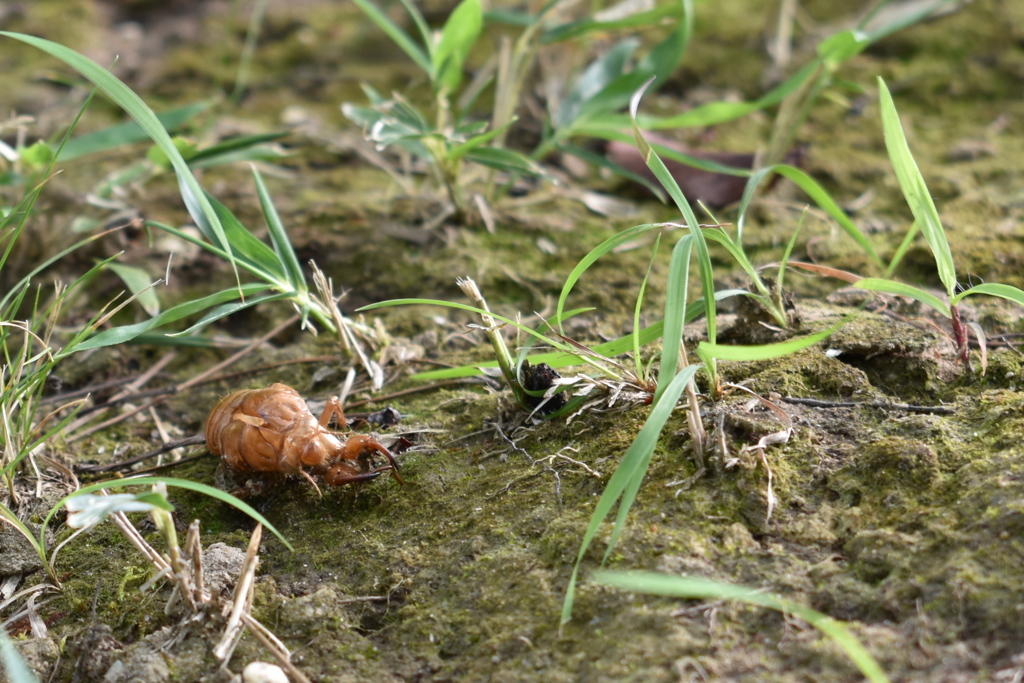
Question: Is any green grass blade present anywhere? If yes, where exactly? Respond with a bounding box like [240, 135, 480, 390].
[629, 78, 718, 390]
[577, 60, 818, 133]
[556, 38, 638, 129]
[362, 296, 670, 382]
[855, 278, 951, 317]
[169, 292, 290, 337]
[350, 0, 432, 74]
[541, 4, 676, 44]
[877, 77, 955, 297]
[816, 29, 872, 67]
[575, 127, 750, 176]
[777, 210, 804, 295]
[22, 402, 87, 465]
[859, 0, 960, 43]
[561, 0, 690, 129]
[701, 227, 760, 284]
[628, 81, 713, 338]
[251, 167, 305, 291]
[57, 102, 209, 161]
[952, 282, 1024, 307]
[633, 235, 662, 379]
[120, 333, 219, 347]
[0, 502, 46, 573]
[74, 283, 271, 351]
[43, 476, 293, 552]
[485, 0, 562, 29]
[205, 193, 288, 283]
[737, 164, 880, 266]
[145, 220, 280, 283]
[1, 89, 96, 275]
[514, 307, 595, 368]
[187, 132, 287, 164]
[188, 143, 287, 169]
[0, 230, 110, 313]
[0, 190, 43, 274]
[592, 571, 890, 683]
[106, 262, 160, 316]
[559, 142, 667, 200]
[463, 147, 548, 176]
[360, 298, 566, 351]
[696, 316, 849, 363]
[556, 222, 666, 333]
[637, 0, 692, 78]
[0, 625, 41, 683]
[655, 234, 692, 406]
[396, 0, 433, 55]
[448, 119, 516, 161]
[561, 365, 700, 625]
[433, 0, 482, 92]
[0, 33, 237, 284]
[885, 221, 920, 278]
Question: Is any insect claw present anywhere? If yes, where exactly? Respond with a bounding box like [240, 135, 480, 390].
[325, 469, 383, 487]
[370, 465, 403, 486]
[359, 440, 403, 485]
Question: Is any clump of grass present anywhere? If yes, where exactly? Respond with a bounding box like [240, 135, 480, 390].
[0, 33, 347, 342]
[345, 0, 698, 213]
[558, 78, 856, 626]
[0, 34, 311, 596]
[855, 78, 1024, 370]
[343, 0, 548, 219]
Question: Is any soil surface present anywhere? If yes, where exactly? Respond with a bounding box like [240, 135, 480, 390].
[2, 1, 1024, 682]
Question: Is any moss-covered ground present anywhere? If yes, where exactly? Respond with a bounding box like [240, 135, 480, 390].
[3, 0, 1024, 681]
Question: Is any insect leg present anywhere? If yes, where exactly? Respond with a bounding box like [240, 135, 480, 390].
[318, 396, 349, 430]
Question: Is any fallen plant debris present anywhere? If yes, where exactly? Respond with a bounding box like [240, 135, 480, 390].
[780, 395, 956, 415]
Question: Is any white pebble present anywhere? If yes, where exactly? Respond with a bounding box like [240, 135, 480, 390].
[242, 662, 289, 683]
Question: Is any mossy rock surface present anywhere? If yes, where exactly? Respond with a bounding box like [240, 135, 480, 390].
[4, 1, 1024, 682]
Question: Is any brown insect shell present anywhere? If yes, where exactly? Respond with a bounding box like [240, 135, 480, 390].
[206, 383, 344, 476]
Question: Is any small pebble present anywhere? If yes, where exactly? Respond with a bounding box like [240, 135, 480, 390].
[242, 662, 289, 683]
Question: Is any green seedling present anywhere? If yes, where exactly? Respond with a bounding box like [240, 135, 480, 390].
[0, 33, 235, 276]
[344, 0, 547, 217]
[623, 78, 721, 394]
[362, 277, 661, 419]
[1, 89, 115, 508]
[343, 86, 547, 218]
[396, 286, 745, 385]
[855, 78, 1024, 366]
[0, 103, 203, 211]
[345, 0, 698, 212]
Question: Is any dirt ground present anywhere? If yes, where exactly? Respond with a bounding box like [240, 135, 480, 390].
[2, 0, 1024, 681]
